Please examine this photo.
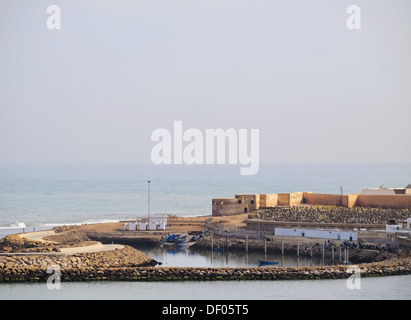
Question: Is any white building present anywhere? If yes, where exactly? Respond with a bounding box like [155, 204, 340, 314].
[386, 224, 402, 232]
[138, 222, 147, 230]
[384, 217, 411, 236]
[274, 228, 357, 241]
[125, 214, 168, 231]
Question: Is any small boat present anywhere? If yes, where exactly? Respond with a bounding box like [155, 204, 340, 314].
[258, 259, 279, 266]
[165, 234, 177, 242]
[177, 234, 187, 240]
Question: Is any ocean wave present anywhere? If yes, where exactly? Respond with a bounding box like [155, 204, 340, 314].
[9, 221, 26, 228]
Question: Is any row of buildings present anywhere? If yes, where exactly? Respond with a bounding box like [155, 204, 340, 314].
[212, 185, 411, 216]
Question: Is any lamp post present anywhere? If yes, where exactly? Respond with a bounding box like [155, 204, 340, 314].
[147, 180, 151, 224]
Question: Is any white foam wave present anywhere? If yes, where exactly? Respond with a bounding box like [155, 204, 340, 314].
[9, 221, 26, 228]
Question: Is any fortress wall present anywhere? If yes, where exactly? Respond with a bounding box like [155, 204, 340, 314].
[212, 195, 262, 216]
[290, 192, 304, 206]
[260, 194, 278, 207]
[357, 194, 411, 209]
[277, 193, 290, 206]
[213, 192, 411, 216]
[212, 198, 242, 216]
[303, 193, 342, 206]
[235, 194, 260, 211]
[342, 194, 359, 208]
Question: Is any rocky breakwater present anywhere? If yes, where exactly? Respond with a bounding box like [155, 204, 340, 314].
[0, 231, 157, 283]
[1, 257, 410, 283]
[0, 245, 157, 283]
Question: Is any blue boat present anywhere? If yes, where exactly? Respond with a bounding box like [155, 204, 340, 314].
[177, 234, 187, 240]
[258, 259, 279, 266]
[166, 234, 177, 242]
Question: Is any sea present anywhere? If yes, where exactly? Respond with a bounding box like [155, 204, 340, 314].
[0, 162, 411, 300]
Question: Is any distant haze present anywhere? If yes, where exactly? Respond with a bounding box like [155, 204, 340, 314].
[1, 1, 410, 164]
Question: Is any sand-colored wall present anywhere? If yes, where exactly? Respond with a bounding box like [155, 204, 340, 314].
[235, 194, 260, 212]
[302, 193, 411, 209]
[213, 192, 411, 216]
[212, 194, 262, 216]
[277, 193, 290, 206]
[357, 194, 411, 209]
[212, 198, 241, 216]
[303, 192, 342, 206]
[260, 194, 278, 207]
[342, 194, 359, 208]
[290, 192, 304, 206]
[276, 192, 304, 206]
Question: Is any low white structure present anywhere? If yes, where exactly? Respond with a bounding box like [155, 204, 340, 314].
[386, 224, 402, 232]
[124, 215, 168, 231]
[275, 228, 357, 241]
[140, 215, 168, 231]
[384, 218, 411, 236]
[139, 222, 148, 231]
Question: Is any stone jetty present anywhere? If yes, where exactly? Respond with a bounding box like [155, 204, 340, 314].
[1, 257, 410, 283]
[0, 245, 156, 269]
[0, 230, 158, 283]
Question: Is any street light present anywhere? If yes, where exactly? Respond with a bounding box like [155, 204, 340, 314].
[147, 180, 151, 224]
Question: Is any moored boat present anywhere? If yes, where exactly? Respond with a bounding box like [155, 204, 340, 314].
[258, 259, 279, 266]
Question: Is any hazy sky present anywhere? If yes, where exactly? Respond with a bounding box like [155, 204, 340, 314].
[1, 0, 410, 163]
